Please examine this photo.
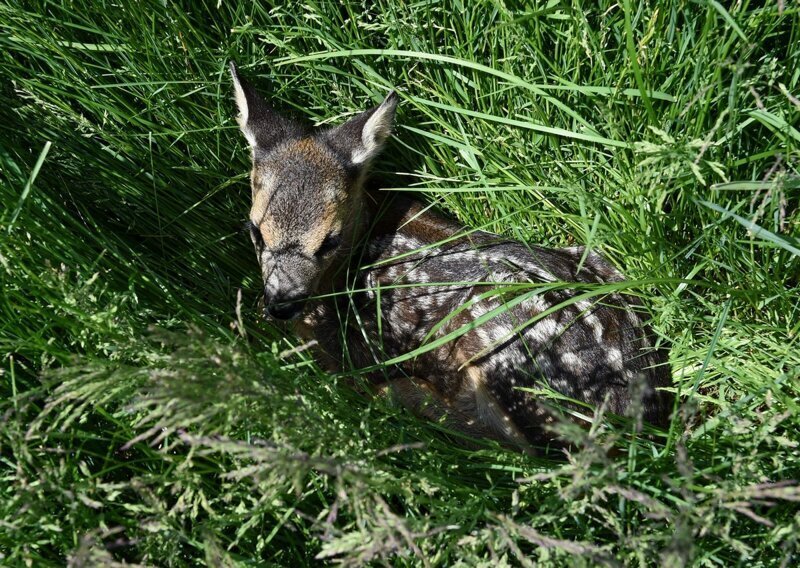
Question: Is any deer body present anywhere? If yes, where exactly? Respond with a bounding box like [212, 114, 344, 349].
[231, 64, 672, 450]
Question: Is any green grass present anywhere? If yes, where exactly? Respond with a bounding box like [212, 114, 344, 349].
[1, 0, 799, 565]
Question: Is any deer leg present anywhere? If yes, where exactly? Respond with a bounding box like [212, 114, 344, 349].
[379, 376, 533, 451]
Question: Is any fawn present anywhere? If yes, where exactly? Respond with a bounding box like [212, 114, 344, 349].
[230, 63, 673, 450]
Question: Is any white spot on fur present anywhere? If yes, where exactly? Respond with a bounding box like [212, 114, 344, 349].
[607, 347, 623, 370]
[574, 299, 604, 342]
[524, 294, 549, 313]
[560, 352, 581, 369]
[527, 317, 558, 344]
[584, 312, 604, 342]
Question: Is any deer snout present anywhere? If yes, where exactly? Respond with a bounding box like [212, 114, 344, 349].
[264, 292, 309, 321]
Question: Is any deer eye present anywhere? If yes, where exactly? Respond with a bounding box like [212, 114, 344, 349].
[316, 233, 341, 257]
[245, 220, 263, 248]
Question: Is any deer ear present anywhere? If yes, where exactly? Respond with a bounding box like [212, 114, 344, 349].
[325, 91, 398, 166]
[229, 62, 300, 152]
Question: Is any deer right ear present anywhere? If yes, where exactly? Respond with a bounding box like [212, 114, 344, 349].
[229, 62, 299, 152]
[324, 91, 398, 166]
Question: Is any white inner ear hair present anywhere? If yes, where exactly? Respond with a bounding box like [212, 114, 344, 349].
[232, 76, 257, 147]
[352, 104, 393, 164]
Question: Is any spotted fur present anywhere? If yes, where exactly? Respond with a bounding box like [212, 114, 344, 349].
[230, 63, 673, 450]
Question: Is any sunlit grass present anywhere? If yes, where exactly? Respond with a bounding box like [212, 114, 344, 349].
[1, 0, 798, 565]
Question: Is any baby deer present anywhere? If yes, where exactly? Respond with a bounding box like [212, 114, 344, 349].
[230, 63, 673, 450]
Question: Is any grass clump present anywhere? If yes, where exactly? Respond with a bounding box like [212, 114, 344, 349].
[1, 0, 799, 565]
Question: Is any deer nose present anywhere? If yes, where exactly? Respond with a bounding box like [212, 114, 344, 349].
[265, 294, 308, 321]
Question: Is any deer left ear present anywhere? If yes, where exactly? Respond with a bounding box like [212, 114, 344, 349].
[325, 91, 398, 166]
[229, 61, 300, 152]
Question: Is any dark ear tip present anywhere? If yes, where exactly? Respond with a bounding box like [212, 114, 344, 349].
[385, 90, 399, 105]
